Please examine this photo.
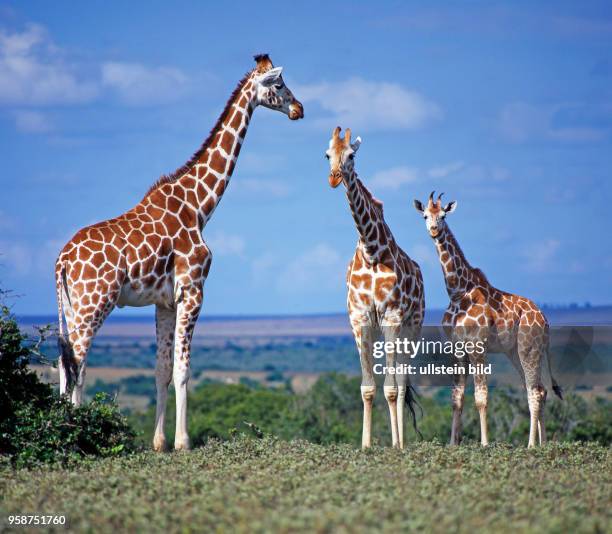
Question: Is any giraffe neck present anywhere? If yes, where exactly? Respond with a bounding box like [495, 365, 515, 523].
[433, 226, 474, 300]
[344, 169, 390, 261]
[174, 75, 257, 227]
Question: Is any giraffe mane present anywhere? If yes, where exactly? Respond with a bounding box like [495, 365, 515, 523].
[143, 71, 253, 199]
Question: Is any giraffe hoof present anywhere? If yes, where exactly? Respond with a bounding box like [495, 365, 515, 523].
[152, 436, 167, 452]
[174, 437, 191, 451]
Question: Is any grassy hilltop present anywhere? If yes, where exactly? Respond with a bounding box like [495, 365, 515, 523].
[1, 438, 610, 533]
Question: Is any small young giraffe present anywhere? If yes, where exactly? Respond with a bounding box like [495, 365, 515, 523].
[326, 127, 424, 449]
[55, 54, 303, 451]
[414, 192, 562, 447]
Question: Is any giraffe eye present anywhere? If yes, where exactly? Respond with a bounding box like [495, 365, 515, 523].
[348, 154, 354, 160]
[325, 154, 330, 160]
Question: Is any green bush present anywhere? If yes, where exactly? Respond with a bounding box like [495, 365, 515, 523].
[131, 382, 297, 447]
[131, 372, 611, 448]
[10, 394, 136, 468]
[0, 303, 136, 467]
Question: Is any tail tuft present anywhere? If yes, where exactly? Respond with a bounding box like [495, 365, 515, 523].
[58, 334, 77, 393]
[405, 384, 423, 439]
[546, 345, 563, 401]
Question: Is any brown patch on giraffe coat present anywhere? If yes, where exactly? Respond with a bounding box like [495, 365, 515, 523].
[351, 274, 372, 290]
[203, 198, 215, 215]
[214, 180, 226, 196]
[178, 205, 196, 227]
[220, 131, 234, 154]
[164, 214, 181, 236]
[227, 159, 236, 175]
[182, 177, 196, 191]
[82, 264, 96, 280]
[229, 112, 242, 130]
[203, 173, 217, 189]
[164, 195, 178, 213]
[472, 288, 487, 305]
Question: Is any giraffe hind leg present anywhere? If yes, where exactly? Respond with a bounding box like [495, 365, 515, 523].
[518, 343, 546, 448]
[62, 283, 120, 405]
[153, 306, 176, 452]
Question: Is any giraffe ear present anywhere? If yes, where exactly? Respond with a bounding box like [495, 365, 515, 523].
[351, 136, 362, 152]
[413, 199, 424, 213]
[258, 67, 283, 87]
[443, 201, 457, 214]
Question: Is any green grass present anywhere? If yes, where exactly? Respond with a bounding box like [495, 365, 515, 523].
[1, 439, 610, 533]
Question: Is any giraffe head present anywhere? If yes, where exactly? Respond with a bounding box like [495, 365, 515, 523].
[325, 126, 362, 188]
[414, 191, 457, 238]
[252, 54, 304, 120]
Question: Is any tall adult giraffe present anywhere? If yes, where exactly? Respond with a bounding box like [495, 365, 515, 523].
[414, 192, 562, 447]
[326, 127, 424, 449]
[55, 54, 303, 451]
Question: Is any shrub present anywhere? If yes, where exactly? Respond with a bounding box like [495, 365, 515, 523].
[0, 303, 136, 467]
[131, 372, 611, 448]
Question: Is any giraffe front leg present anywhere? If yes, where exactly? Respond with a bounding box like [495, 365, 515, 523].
[538, 389, 547, 445]
[153, 306, 176, 452]
[473, 372, 489, 446]
[173, 283, 203, 451]
[383, 324, 401, 448]
[527, 385, 546, 448]
[353, 321, 376, 449]
[450, 360, 466, 446]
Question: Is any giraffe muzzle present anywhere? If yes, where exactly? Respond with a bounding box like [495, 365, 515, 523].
[289, 101, 304, 120]
[329, 171, 343, 188]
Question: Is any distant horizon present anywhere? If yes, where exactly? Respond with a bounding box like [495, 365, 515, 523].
[15, 302, 612, 323]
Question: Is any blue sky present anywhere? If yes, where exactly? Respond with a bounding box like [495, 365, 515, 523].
[1, 1, 611, 316]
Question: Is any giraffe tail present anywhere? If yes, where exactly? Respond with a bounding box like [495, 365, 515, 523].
[56, 262, 77, 393]
[405, 384, 423, 439]
[546, 348, 563, 400]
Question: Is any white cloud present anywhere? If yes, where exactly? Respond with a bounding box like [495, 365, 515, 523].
[453, 164, 511, 184]
[369, 161, 503, 191]
[296, 77, 442, 131]
[370, 166, 419, 190]
[277, 243, 344, 293]
[205, 231, 246, 257]
[498, 102, 606, 143]
[101, 61, 189, 105]
[428, 161, 465, 179]
[409, 242, 439, 268]
[0, 23, 191, 113]
[0, 24, 98, 105]
[521, 239, 561, 273]
[14, 110, 53, 133]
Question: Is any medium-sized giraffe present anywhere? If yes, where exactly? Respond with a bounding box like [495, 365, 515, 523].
[414, 192, 562, 447]
[55, 54, 303, 451]
[326, 127, 424, 449]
